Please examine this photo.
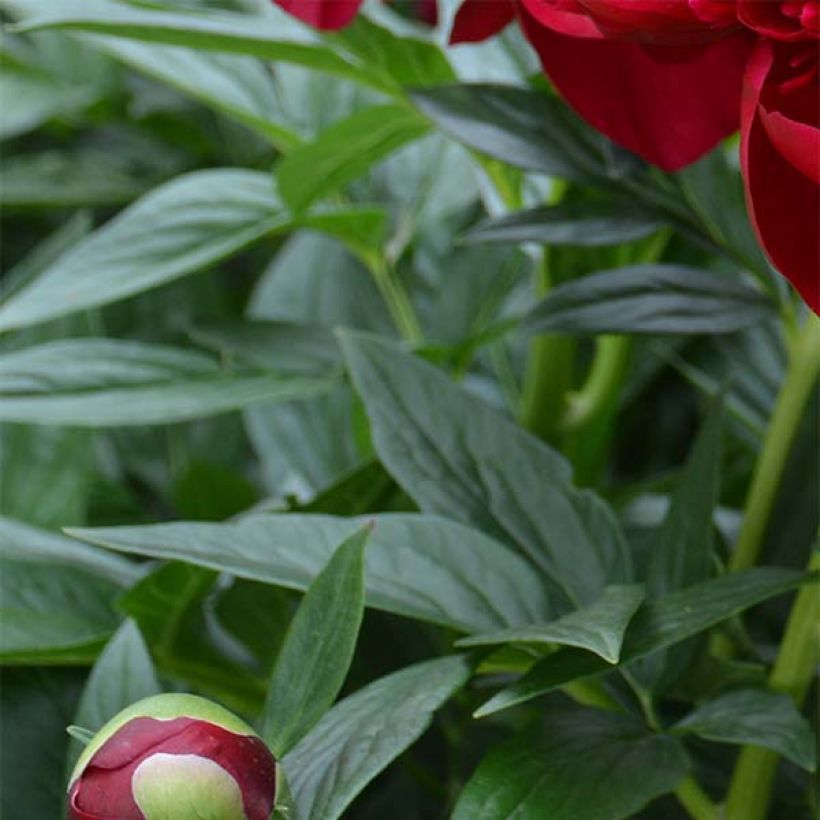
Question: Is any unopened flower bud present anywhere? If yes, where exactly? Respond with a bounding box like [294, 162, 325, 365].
[67, 693, 277, 820]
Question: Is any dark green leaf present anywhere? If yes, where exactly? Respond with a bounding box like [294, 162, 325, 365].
[68, 513, 550, 633]
[0, 339, 334, 426]
[465, 204, 663, 247]
[263, 527, 369, 756]
[457, 584, 644, 664]
[79, 34, 299, 149]
[277, 105, 429, 213]
[634, 398, 724, 691]
[453, 706, 689, 820]
[0, 169, 287, 331]
[476, 568, 807, 716]
[410, 84, 631, 184]
[0, 515, 139, 586]
[283, 655, 471, 820]
[66, 620, 161, 774]
[0, 426, 92, 529]
[525, 266, 773, 336]
[674, 687, 816, 772]
[0, 558, 120, 663]
[189, 321, 339, 376]
[339, 331, 632, 609]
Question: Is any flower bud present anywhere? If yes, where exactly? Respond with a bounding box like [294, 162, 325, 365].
[67, 694, 277, 820]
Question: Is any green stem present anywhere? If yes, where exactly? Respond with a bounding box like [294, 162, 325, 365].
[564, 335, 632, 432]
[729, 314, 820, 573]
[676, 776, 719, 820]
[520, 254, 575, 443]
[370, 260, 423, 343]
[724, 551, 819, 820]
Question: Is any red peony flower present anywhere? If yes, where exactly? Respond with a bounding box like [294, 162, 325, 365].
[271, 0, 819, 312]
[67, 694, 278, 820]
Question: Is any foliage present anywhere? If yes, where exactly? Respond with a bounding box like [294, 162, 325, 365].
[0, 1, 816, 819]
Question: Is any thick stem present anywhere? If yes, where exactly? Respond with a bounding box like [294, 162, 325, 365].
[520, 255, 575, 443]
[724, 551, 819, 820]
[729, 314, 820, 573]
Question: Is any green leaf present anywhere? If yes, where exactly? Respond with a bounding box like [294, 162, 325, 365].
[475, 567, 807, 716]
[0, 558, 120, 663]
[677, 149, 772, 283]
[68, 513, 550, 633]
[525, 266, 773, 336]
[4, 0, 380, 90]
[0, 516, 139, 587]
[263, 527, 369, 756]
[465, 203, 663, 247]
[300, 207, 388, 265]
[636, 398, 724, 691]
[457, 584, 645, 664]
[0, 169, 286, 332]
[66, 725, 95, 745]
[0, 65, 100, 140]
[0, 425, 93, 529]
[0, 339, 334, 426]
[189, 321, 340, 376]
[66, 620, 161, 774]
[452, 706, 689, 820]
[339, 331, 632, 610]
[78, 33, 299, 149]
[283, 655, 471, 820]
[674, 687, 816, 772]
[649, 398, 723, 595]
[277, 105, 429, 212]
[410, 84, 630, 184]
[331, 15, 455, 87]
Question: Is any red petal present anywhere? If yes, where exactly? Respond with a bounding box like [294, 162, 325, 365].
[520, 0, 604, 38]
[738, 0, 814, 41]
[272, 0, 364, 29]
[450, 0, 516, 43]
[519, 10, 754, 170]
[741, 39, 820, 312]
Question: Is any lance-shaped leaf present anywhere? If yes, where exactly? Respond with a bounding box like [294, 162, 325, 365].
[674, 688, 816, 772]
[464, 203, 663, 247]
[0, 339, 335, 427]
[475, 567, 808, 716]
[634, 396, 724, 692]
[457, 584, 644, 664]
[68, 513, 550, 633]
[0, 516, 139, 587]
[453, 706, 688, 820]
[525, 266, 773, 336]
[283, 655, 471, 820]
[339, 331, 632, 610]
[410, 84, 633, 184]
[277, 105, 429, 213]
[0, 558, 120, 663]
[263, 527, 369, 756]
[0, 169, 287, 331]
